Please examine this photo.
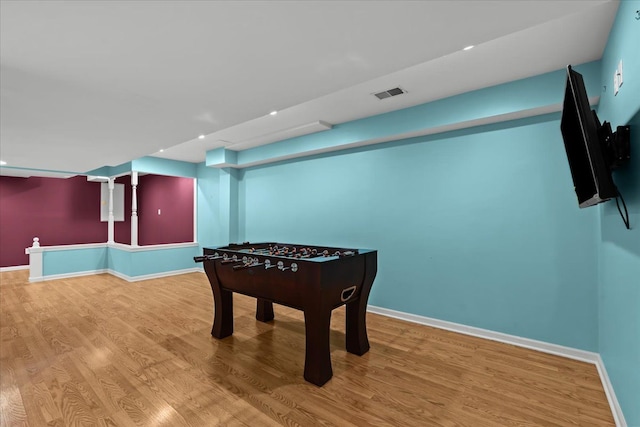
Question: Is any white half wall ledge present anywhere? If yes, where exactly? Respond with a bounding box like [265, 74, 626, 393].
[108, 242, 199, 252]
[26, 241, 198, 253]
[24, 242, 198, 284]
[366, 305, 626, 427]
[28, 242, 108, 253]
[25, 242, 201, 284]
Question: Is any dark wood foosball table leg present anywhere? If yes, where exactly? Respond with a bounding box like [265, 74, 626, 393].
[345, 297, 370, 355]
[204, 261, 235, 339]
[256, 298, 274, 322]
[212, 288, 234, 338]
[346, 251, 377, 355]
[303, 306, 333, 386]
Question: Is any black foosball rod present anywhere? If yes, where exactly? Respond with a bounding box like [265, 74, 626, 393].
[193, 254, 222, 263]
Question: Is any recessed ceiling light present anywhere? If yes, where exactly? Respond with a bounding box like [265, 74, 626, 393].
[463, 45, 474, 51]
[0, 160, 6, 165]
[270, 111, 278, 116]
[159, 149, 164, 152]
[198, 135, 205, 139]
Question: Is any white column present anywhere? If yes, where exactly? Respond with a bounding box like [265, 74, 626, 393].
[193, 178, 197, 243]
[107, 178, 115, 243]
[26, 237, 43, 282]
[131, 171, 139, 246]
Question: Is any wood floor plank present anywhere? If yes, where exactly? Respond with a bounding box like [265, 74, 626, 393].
[0, 270, 615, 426]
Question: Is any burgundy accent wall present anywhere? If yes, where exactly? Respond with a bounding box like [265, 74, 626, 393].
[0, 176, 106, 267]
[0, 173, 193, 267]
[138, 175, 194, 245]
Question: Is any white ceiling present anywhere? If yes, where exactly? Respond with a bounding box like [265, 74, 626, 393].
[0, 0, 618, 175]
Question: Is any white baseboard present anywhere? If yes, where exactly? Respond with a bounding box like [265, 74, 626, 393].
[367, 305, 626, 427]
[367, 306, 599, 363]
[29, 267, 203, 283]
[108, 267, 203, 282]
[0, 265, 29, 272]
[595, 355, 627, 427]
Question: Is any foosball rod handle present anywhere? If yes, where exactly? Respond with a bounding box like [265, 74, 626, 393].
[193, 255, 222, 263]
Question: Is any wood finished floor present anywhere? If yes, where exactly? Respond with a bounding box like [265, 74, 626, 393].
[0, 270, 614, 426]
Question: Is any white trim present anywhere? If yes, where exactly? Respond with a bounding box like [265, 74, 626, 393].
[193, 177, 198, 243]
[107, 178, 115, 243]
[108, 242, 198, 252]
[27, 242, 198, 254]
[107, 269, 131, 282]
[0, 265, 29, 272]
[26, 267, 202, 283]
[368, 306, 598, 363]
[595, 355, 627, 427]
[131, 171, 139, 247]
[28, 243, 108, 253]
[367, 305, 625, 426]
[29, 269, 108, 283]
[107, 267, 202, 282]
[27, 247, 43, 280]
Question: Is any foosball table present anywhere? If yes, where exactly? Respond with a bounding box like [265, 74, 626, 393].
[194, 242, 377, 386]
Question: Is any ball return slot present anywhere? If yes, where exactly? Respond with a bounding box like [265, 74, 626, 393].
[341, 285, 357, 302]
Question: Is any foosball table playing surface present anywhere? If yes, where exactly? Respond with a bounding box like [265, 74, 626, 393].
[194, 242, 377, 386]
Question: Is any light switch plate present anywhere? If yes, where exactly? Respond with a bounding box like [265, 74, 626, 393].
[618, 60, 623, 88]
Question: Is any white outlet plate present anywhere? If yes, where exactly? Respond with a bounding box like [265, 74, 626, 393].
[614, 71, 619, 96]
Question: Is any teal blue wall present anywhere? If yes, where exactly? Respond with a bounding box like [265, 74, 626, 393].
[597, 2, 640, 423]
[108, 246, 132, 276]
[219, 168, 240, 244]
[238, 114, 600, 351]
[42, 245, 199, 279]
[127, 246, 200, 277]
[196, 162, 222, 247]
[108, 246, 200, 278]
[598, 110, 640, 425]
[43, 247, 108, 276]
[196, 163, 239, 247]
[598, 1, 640, 127]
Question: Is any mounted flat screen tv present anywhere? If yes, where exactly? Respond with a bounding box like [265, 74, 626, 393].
[560, 65, 617, 208]
[560, 65, 631, 228]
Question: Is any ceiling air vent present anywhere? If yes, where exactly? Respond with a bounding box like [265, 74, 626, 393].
[374, 87, 406, 100]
